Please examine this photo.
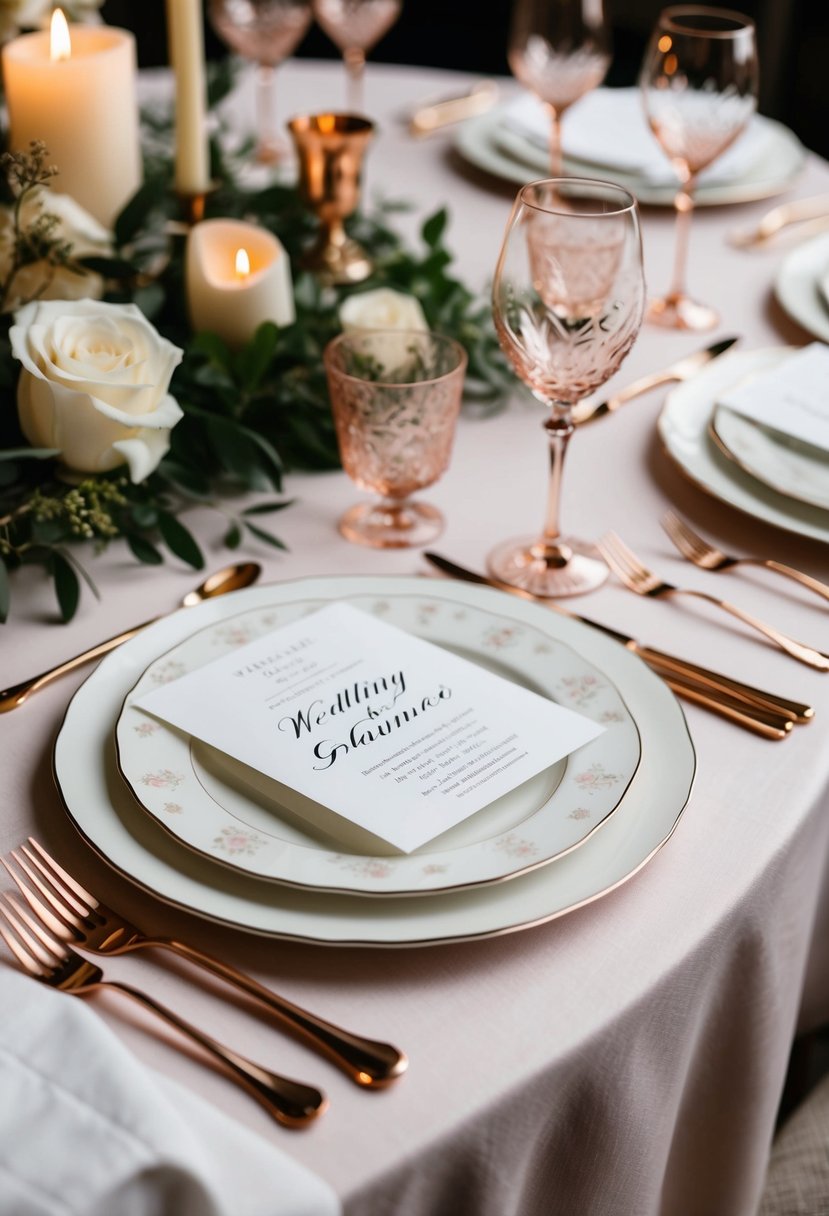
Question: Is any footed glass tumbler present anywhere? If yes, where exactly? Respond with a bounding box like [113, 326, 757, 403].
[324, 329, 467, 548]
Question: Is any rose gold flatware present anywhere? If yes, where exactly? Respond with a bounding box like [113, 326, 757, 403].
[409, 80, 500, 136]
[2, 839, 407, 1089]
[0, 893, 327, 1128]
[423, 553, 810, 738]
[0, 561, 262, 712]
[728, 194, 829, 248]
[573, 336, 739, 425]
[662, 511, 829, 605]
[597, 532, 829, 671]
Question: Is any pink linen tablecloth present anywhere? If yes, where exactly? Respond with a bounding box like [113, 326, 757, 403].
[2, 59, 829, 1216]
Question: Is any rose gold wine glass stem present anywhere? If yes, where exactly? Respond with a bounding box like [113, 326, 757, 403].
[255, 62, 281, 162]
[535, 407, 575, 561]
[668, 180, 696, 300]
[344, 46, 366, 111]
[546, 104, 563, 178]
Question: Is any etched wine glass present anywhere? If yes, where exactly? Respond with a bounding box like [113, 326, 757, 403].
[312, 0, 402, 112]
[324, 329, 466, 548]
[209, 0, 313, 164]
[640, 6, 758, 330]
[508, 0, 611, 177]
[489, 178, 644, 597]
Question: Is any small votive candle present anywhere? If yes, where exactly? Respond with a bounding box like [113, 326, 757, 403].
[2, 12, 142, 227]
[185, 218, 295, 348]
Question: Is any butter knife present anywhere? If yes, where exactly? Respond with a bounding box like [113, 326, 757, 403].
[574, 336, 739, 425]
[424, 553, 812, 733]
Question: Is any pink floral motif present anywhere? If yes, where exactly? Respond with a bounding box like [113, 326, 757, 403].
[148, 660, 187, 686]
[574, 763, 621, 793]
[533, 642, 553, 655]
[212, 623, 255, 647]
[599, 709, 625, 724]
[452, 610, 468, 621]
[329, 855, 396, 879]
[568, 807, 590, 820]
[140, 769, 185, 791]
[482, 625, 522, 651]
[163, 802, 183, 815]
[416, 602, 440, 626]
[557, 673, 603, 707]
[371, 601, 390, 615]
[493, 833, 538, 858]
[213, 826, 269, 856]
[421, 863, 449, 875]
[259, 612, 279, 627]
[133, 720, 159, 738]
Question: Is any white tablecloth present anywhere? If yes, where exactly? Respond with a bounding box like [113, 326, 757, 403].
[2, 59, 829, 1216]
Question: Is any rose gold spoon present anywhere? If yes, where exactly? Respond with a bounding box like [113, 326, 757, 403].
[0, 562, 261, 712]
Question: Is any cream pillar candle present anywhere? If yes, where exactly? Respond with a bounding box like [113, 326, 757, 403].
[186, 219, 295, 347]
[166, 0, 211, 196]
[2, 15, 142, 228]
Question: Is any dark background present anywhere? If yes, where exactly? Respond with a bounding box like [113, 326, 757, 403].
[101, 0, 828, 157]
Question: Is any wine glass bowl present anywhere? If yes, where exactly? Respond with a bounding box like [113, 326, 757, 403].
[324, 329, 467, 548]
[313, 0, 402, 111]
[489, 177, 645, 597]
[640, 6, 758, 329]
[508, 0, 611, 177]
[208, 0, 312, 164]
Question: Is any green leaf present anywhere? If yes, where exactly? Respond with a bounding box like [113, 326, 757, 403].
[192, 331, 234, 373]
[0, 447, 60, 462]
[223, 520, 242, 549]
[235, 322, 279, 392]
[126, 532, 164, 565]
[0, 559, 9, 623]
[158, 512, 204, 569]
[421, 208, 448, 249]
[51, 551, 80, 622]
[241, 500, 294, 516]
[129, 503, 159, 529]
[244, 520, 288, 551]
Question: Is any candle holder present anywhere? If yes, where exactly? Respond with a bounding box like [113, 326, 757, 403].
[287, 113, 375, 285]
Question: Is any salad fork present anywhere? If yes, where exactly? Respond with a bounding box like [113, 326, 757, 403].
[0, 893, 327, 1128]
[662, 512, 829, 604]
[597, 533, 829, 671]
[1, 839, 407, 1088]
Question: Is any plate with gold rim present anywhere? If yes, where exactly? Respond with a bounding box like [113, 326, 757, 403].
[114, 593, 641, 897]
[53, 575, 695, 948]
[711, 404, 829, 513]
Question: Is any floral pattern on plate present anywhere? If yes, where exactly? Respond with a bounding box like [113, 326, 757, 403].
[116, 592, 641, 897]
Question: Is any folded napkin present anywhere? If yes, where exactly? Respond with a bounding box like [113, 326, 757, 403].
[502, 88, 770, 186]
[0, 968, 340, 1216]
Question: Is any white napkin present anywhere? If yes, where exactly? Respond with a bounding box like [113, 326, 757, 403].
[0, 968, 341, 1216]
[502, 88, 770, 186]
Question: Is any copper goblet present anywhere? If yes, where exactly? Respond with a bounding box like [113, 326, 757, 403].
[287, 112, 375, 284]
[324, 329, 467, 548]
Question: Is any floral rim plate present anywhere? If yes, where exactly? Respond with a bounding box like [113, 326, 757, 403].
[53, 576, 695, 948]
[658, 347, 829, 545]
[115, 594, 641, 897]
[712, 403, 829, 513]
[455, 105, 805, 207]
[775, 232, 829, 344]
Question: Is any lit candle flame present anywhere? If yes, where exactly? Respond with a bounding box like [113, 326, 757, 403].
[50, 8, 71, 62]
[235, 248, 250, 280]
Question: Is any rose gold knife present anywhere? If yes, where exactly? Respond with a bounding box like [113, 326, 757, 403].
[424, 553, 812, 736]
[574, 336, 739, 425]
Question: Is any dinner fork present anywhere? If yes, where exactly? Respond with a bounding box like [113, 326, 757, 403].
[0, 893, 327, 1128]
[1, 839, 407, 1088]
[728, 194, 829, 248]
[662, 512, 829, 605]
[597, 533, 829, 671]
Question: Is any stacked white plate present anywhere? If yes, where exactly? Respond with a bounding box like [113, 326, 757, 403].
[658, 348, 829, 544]
[775, 232, 829, 345]
[455, 88, 805, 206]
[54, 576, 695, 947]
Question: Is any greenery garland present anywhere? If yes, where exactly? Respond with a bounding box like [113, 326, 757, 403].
[0, 63, 510, 624]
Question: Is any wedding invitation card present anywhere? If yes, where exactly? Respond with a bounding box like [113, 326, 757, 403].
[718, 343, 829, 454]
[135, 603, 604, 853]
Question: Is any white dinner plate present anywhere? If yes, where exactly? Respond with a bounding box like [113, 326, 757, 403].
[455, 104, 805, 207]
[658, 347, 829, 545]
[116, 594, 641, 897]
[54, 576, 695, 948]
[712, 405, 829, 513]
[775, 232, 829, 344]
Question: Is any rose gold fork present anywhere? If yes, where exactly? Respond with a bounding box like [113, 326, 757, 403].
[597, 532, 829, 671]
[662, 512, 829, 605]
[2, 839, 407, 1088]
[0, 893, 327, 1128]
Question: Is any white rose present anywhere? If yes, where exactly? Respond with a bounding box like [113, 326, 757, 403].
[0, 189, 113, 312]
[10, 299, 184, 483]
[339, 287, 429, 376]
